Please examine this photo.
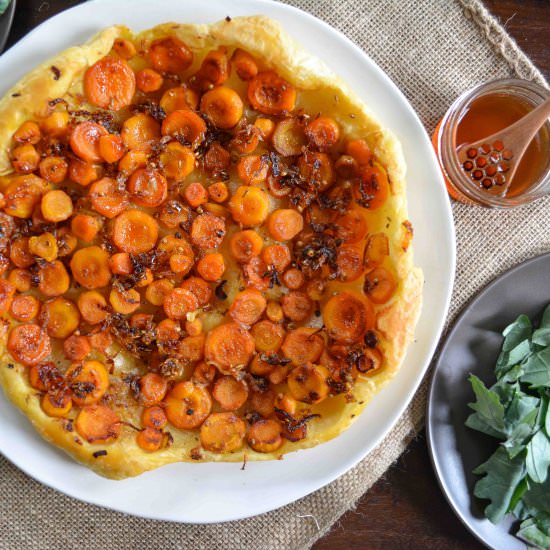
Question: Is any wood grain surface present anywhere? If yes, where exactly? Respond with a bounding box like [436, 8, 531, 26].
[4, 1, 550, 548]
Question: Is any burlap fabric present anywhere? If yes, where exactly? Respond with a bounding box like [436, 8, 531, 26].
[0, 1, 548, 548]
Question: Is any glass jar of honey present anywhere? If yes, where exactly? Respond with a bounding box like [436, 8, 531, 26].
[433, 79, 550, 207]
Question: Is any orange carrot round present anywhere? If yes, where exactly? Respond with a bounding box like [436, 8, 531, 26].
[121, 113, 160, 150]
[112, 210, 159, 254]
[250, 320, 285, 352]
[89, 177, 130, 219]
[164, 381, 212, 429]
[160, 142, 195, 180]
[267, 209, 303, 241]
[262, 244, 291, 272]
[190, 212, 226, 249]
[38, 260, 70, 297]
[180, 276, 212, 307]
[212, 376, 248, 411]
[7, 324, 51, 366]
[41, 189, 73, 222]
[142, 405, 168, 429]
[39, 296, 80, 338]
[282, 268, 304, 290]
[200, 86, 244, 129]
[248, 71, 296, 115]
[281, 291, 313, 322]
[161, 110, 206, 148]
[10, 294, 40, 322]
[63, 334, 91, 362]
[68, 158, 100, 187]
[196, 253, 225, 281]
[323, 292, 374, 343]
[66, 360, 109, 406]
[229, 288, 266, 326]
[112, 38, 136, 59]
[70, 121, 108, 163]
[163, 288, 199, 320]
[70, 246, 111, 289]
[109, 287, 141, 315]
[183, 181, 208, 208]
[71, 213, 101, 243]
[77, 290, 109, 324]
[139, 373, 168, 406]
[136, 427, 164, 452]
[200, 412, 246, 453]
[127, 167, 168, 208]
[232, 48, 258, 81]
[75, 404, 121, 444]
[148, 37, 193, 74]
[204, 322, 255, 373]
[229, 186, 270, 227]
[247, 419, 283, 453]
[305, 116, 340, 150]
[160, 86, 199, 114]
[136, 68, 164, 92]
[336, 245, 364, 282]
[39, 156, 68, 183]
[98, 134, 125, 163]
[281, 327, 324, 366]
[229, 230, 263, 263]
[236, 154, 269, 185]
[11, 144, 40, 173]
[287, 364, 330, 404]
[42, 391, 73, 417]
[363, 267, 397, 304]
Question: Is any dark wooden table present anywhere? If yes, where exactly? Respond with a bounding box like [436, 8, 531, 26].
[5, 1, 550, 548]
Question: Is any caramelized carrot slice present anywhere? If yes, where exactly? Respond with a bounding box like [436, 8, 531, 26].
[365, 233, 389, 267]
[236, 154, 269, 185]
[14, 120, 41, 144]
[28, 362, 62, 391]
[112, 38, 136, 59]
[0, 278, 15, 313]
[272, 118, 306, 157]
[282, 268, 304, 290]
[262, 244, 291, 272]
[163, 288, 199, 320]
[200, 86, 244, 129]
[281, 327, 324, 366]
[63, 334, 91, 362]
[84, 56, 136, 111]
[75, 404, 121, 444]
[242, 256, 270, 291]
[159, 199, 190, 229]
[346, 139, 373, 166]
[68, 157, 100, 187]
[10, 236, 34, 268]
[204, 322, 255, 373]
[11, 143, 40, 173]
[89, 177, 130, 219]
[136, 68, 164, 92]
[183, 181, 208, 208]
[248, 71, 296, 115]
[70, 246, 111, 289]
[160, 142, 195, 180]
[112, 210, 159, 254]
[127, 167, 168, 208]
[178, 334, 205, 363]
[305, 116, 340, 150]
[212, 376, 248, 411]
[250, 320, 285, 352]
[160, 86, 199, 114]
[29, 232, 58, 262]
[7, 324, 51, 366]
[42, 391, 72, 418]
[66, 360, 109, 406]
[229, 288, 266, 326]
[41, 189, 73, 222]
[8, 268, 31, 292]
[10, 294, 40, 321]
[281, 291, 313, 322]
[194, 47, 230, 88]
[298, 151, 335, 191]
[164, 381, 212, 429]
[247, 419, 283, 453]
[229, 186, 270, 227]
[142, 405, 168, 429]
[39, 297, 80, 338]
[98, 134, 125, 163]
[336, 209, 368, 244]
[232, 48, 258, 81]
[249, 387, 276, 417]
[203, 142, 230, 174]
[148, 37, 193, 74]
[207, 181, 229, 203]
[121, 114, 160, 150]
[180, 276, 212, 307]
[118, 147, 149, 174]
[288, 364, 330, 404]
[136, 427, 164, 452]
[267, 209, 303, 241]
[77, 290, 109, 324]
[39, 156, 68, 183]
[4, 174, 48, 219]
[139, 373, 168, 406]
[196, 253, 225, 282]
[109, 287, 141, 315]
[185, 318, 203, 336]
[38, 260, 70, 297]
[71, 213, 101, 243]
[363, 267, 397, 304]
[200, 412, 246, 453]
[161, 110, 206, 148]
[145, 278, 174, 306]
[70, 121, 108, 163]
[336, 245, 364, 282]
[229, 230, 263, 263]
[41, 111, 69, 138]
[190, 212, 225, 249]
[353, 162, 390, 210]
[323, 292, 374, 343]
[192, 361, 217, 386]
[109, 252, 132, 275]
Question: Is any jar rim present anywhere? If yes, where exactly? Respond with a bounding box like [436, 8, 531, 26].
[437, 78, 550, 207]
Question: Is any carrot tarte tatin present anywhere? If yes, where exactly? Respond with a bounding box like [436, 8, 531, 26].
[0, 16, 422, 478]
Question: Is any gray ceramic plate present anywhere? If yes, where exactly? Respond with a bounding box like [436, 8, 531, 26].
[427, 252, 550, 550]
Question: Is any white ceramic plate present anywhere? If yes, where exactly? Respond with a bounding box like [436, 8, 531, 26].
[0, 0, 455, 523]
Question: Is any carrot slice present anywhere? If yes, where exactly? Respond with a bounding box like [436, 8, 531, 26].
[4, 174, 48, 219]
[7, 324, 51, 366]
[247, 419, 283, 453]
[98, 134, 125, 163]
[346, 139, 373, 166]
[229, 288, 266, 326]
[363, 267, 397, 304]
[41, 189, 73, 222]
[204, 322, 255, 373]
[39, 297, 80, 338]
[38, 260, 70, 297]
[161, 110, 206, 148]
[281, 291, 312, 322]
[236, 154, 269, 185]
[212, 376, 248, 411]
[232, 48, 258, 81]
[229, 230, 263, 263]
[66, 360, 109, 406]
[148, 37, 193, 74]
[250, 320, 285, 352]
[282, 268, 304, 290]
[193, 47, 230, 89]
[192, 361, 217, 386]
[28, 363, 62, 391]
[262, 244, 291, 272]
[8, 268, 31, 292]
[336, 209, 368, 244]
[71, 213, 101, 243]
[14, 120, 41, 144]
[10, 237, 34, 268]
[84, 56, 136, 111]
[139, 373, 168, 406]
[298, 151, 335, 191]
[254, 117, 275, 140]
[63, 334, 91, 362]
[70, 246, 111, 289]
[200, 86, 243, 129]
[272, 118, 306, 157]
[112, 38, 136, 59]
[11, 144, 40, 173]
[0, 279, 15, 313]
[42, 391, 72, 418]
[207, 181, 229, 203]
[267, 209, 303, 241]
[163, 288, 199, 320]
[180, 276, 212, 307]
[10, 294, 40, 322]
[127, 167, 168, 208]
[160, 86, 199, 114]
[159, 199, 190, 229]
[305, 116, 340, 150]
[109, 287, 141, 315]
[287, 364, 330, 404]
[353, 161, 390, 210]
[178, 334, 205, 363]
[136, 427, 164, 452]
[203, 142, 230, 174]
[29, 232, 58, 262]
[136, 68, 164, 92]
[281, 327, 324, 366]
[142, 405, 168, 429]
[242, 256, 270, 291]
[164, 381, 212, 429]
[75, 404, 121, 444]
[89, 177, 130, 219]
[145, 279, 174, 306]
[112, 210, 159, 254]
[336, 245, 364, 282]
[190, 212, 226, 249]
[364, 233, 389, 267]
[39, 156, 68, 183]
[183, 181, 208, 208]
[323, 292, 374, 343]
[200, 412, 246, 453]
[118, 147, 149, 174]
[159, 142, 195, 180]
[68, 157, 100, 187]
[121, 114, 160, 150]
[229, 186, 270, 227]
[185, 318, 203, 336]
[70, 121, 108, 163]
[196, 253, 225, 281]
[248, 71, 296, 115]
[77, 290, 109, 324]
[41, 111, 69, 138]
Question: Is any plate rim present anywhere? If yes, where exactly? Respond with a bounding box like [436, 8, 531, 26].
[0, 0, 456, 523]
[426, 251, 550, 549]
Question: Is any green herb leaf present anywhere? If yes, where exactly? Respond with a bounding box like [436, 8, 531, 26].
[473, 447, 526, 523]
[521, 347, 550, 388]
[465, 375, 507, 438]
[523, 476, 550, 514]
[527, 430, 550, 484]
[518, 515, 550, 548]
